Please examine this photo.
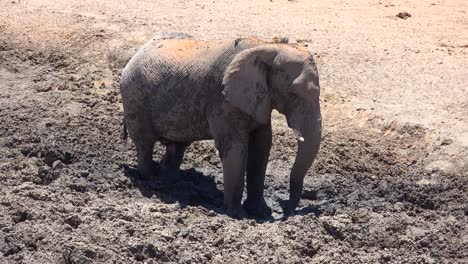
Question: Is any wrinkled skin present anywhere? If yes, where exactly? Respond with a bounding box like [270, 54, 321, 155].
[120, 33, 321, 217]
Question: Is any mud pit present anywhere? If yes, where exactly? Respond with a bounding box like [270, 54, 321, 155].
[1, 0, 467, 263]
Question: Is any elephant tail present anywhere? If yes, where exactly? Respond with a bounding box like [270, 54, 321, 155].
[122, 119, 128, 144]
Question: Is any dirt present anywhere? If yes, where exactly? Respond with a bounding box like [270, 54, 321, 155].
[0, 0, 467, 263]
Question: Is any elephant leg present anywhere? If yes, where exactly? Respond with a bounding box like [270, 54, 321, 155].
[209, 109, 250, 218]
[135, 140, 156, 178]
[219, 140, 248, 218]
[243, 124, 272, 218]
[124, 110, 156, 179]
[210, 123, 249, 217]
[161, 142, 189, 170]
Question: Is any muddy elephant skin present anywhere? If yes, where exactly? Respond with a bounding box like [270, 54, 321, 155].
[120, 33, 321, 217]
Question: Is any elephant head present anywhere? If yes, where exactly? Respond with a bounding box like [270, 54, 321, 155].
[222, 44, 321, 214]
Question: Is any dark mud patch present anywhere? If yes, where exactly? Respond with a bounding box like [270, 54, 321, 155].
[1, 36, 467, 263]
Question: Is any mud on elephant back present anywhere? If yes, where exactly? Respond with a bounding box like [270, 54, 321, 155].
[119, 33, 321, 218]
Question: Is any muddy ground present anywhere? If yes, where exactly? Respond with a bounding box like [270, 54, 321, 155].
[0, 0, 467, 263]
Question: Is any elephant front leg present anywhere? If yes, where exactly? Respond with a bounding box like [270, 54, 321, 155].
[214, 135, 249, 218]
[244, 124, 272, 218]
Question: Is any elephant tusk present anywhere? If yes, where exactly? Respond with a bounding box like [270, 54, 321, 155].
[293, 129, 305, 142]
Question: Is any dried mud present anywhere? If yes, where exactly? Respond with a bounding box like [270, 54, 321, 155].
[1, 18, 467, 264]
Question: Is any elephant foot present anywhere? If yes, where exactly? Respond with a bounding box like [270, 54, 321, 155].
[243, 198, 272, 218]
[283, 207, 295, 217]
[283, 197, 300, 216]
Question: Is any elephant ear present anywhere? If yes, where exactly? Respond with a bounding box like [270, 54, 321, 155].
[291, 49, 321, 103]
[222, 46, 278, 124]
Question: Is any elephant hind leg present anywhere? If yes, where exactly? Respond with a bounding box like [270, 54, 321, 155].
[135, 139, 156, 178]
[123, 106, 158, 178]
[161, 142, 190, 170]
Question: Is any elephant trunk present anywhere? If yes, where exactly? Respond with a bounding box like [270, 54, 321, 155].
[285, 103, 321, 215]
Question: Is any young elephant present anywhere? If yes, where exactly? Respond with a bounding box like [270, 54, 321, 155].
[120, 34, 321, 217]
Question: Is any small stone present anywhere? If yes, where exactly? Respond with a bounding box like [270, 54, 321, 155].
[52, 160, 63, 169]
[206, 210, 216, 217]
[12, 210, 29, 223]
[393, 202, 405, 211]
[212, 236, 224, 247]
[205, 252, 213, 260]
[322, 219, 345, 240]
[34, 84, 52, 92]
[83, 249, 96, 259]
[381, 253, 392, 262]
[64, 214, 81, 228]
[441, 138, 453, 146]
[272, 36, 289, 43]
[396, 12, 411, 19]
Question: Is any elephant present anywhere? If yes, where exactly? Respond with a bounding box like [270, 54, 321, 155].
[120, 33, 321, 218]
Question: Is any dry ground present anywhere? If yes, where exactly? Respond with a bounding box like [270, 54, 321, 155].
[0, 0, 467, 263]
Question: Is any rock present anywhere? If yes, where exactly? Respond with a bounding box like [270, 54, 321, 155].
[381, 252, 392, 262]
[61, 248, 93, 264]
[12, 210, 29, 223]
[441, 138, 453, 146]
[396, 12, 411, 19]
[321, 218, 346, 240]
[33, 84, 52, 92]
[212, 236, 224, 247]
[34, 166, 59, 185]
[128, 243, 160, 261]
[52, 160, 64, 169]
[42, 147, 73, 166]
[64, 214, 81, 228]
[393, 202, 405, 211]
[83, 249, 96, 259]
[272, 36, 289, 43]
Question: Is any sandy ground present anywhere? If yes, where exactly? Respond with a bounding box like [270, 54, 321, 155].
[0, 0, 467, 263]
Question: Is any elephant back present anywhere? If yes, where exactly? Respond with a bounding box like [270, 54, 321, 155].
[120, 37, 268, 97]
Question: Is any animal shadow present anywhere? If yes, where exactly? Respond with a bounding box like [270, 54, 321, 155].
[123, 162, 320, 221]
[277, 199, 321, 219]
[123, 162, 226, 214]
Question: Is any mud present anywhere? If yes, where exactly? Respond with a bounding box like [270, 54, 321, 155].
[1, 0, 468, 263]
[0, 35, 466, 263]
